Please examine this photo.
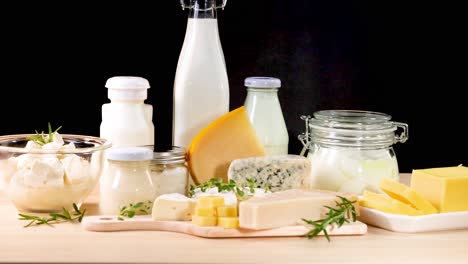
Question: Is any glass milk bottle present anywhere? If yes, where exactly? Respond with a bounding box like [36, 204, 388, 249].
[100, 76, 155, 147]
[173, 0, 229, 148]
[244, 77, 289, 155]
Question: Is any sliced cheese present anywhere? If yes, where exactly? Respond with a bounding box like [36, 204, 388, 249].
[151, 193, 196, 221]
[379, 178, 438, 214]
[239, 189, 358, 230]
[359, 190, 423, 216]
[196, 196, 225, 208]
[411, 166, 468, 213]
[187, 106, 266, 183]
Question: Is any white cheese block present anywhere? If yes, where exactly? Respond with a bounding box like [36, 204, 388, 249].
[239, 189, 357, 230]
[228, 155, 311, 192]
[152, 193, 196, 221]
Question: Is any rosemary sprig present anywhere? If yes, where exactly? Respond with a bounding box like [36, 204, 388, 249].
[18, 203, 86, 227]
[27, 122, 62, 145]
[118, 200, 153, 221]
[302, 196, 357, 242]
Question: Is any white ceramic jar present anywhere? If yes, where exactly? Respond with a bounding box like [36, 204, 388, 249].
[244, 77, 289, 155]
[99, 147, 156, 215]
[299, 110, 408, 194]
[100, 76, 155, 147]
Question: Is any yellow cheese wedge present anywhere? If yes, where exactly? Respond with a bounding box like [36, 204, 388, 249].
[187, 106, 266, 183]
[411, 166, 468, 213]
[216, 206, 238, 217]
[192, 215, 217, 226]
[195, 206, 217, 217]
[217, 217, 239, 229]
[379, 178, 438, 214]
[196, 196, 225, 208]
[359, 191, 423, 216]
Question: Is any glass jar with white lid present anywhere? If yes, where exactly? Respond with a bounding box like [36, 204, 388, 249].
[99, 147, 155, 215]
[150, 146, 189, 197]
[298, 110, 408, 194]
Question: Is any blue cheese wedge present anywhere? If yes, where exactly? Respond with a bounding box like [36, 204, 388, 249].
[227, 155, 311, 192]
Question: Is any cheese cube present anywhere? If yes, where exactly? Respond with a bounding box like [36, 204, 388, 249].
[359, 190, 423, 216]
[152, 193, 196, 221]
[218, 217, 239, 228]
[379, 178, 438, 214]
[216, 206, 238, 217]
[196, 196, 225, 208]
[192, 215, 217, 226]
[239, 189, 358, 230]
[195, 206, 217, 217]
[411, 166, 468, 213]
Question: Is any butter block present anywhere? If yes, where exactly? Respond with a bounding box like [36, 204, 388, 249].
[239, 189, 357, 230]
[192, 215, 217, 226]
[216, 206, 238, 217]
[379, 178, 438, 214]
[196, 196, 225, 208]
[218, 217, 239, 228]
[359, 191, 423, 216]
[195, 206, 217, 217]
[152, 193, 196, 221]
[411, 166, 468, 213]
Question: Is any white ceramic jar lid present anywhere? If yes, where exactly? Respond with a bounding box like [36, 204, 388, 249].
[106, 147, 153, 161]
[105, 76, 150, 100]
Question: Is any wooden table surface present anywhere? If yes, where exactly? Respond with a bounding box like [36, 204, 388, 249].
[1, 174, 468, 264]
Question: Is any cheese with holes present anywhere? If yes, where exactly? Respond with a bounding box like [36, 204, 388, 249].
[187, 106, 266, 183]
[228, 155, 311, 192]
[359, 190, 423, 216]
[379, 178, 438, 214]
[411, 166, 468, 213]
[239, 189, 357, 230]
[151, 193, 196, 221]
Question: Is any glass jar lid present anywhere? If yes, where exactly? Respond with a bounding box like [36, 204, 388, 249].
[152, 146, 186, 165]
[299, 110, 408, 151]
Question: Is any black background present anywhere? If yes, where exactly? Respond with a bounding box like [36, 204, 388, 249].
[0, 1, 465, 173]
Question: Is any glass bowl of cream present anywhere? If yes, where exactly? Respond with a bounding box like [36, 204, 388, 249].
[0, 132, 111, 213]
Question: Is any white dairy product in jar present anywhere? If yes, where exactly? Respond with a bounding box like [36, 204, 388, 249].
[173, 3, 229, 148]
[244, 77, 289, 155]
[150, 147, 188, 197]
[299, 110, 408, 194]
[99, 147, 156, 215]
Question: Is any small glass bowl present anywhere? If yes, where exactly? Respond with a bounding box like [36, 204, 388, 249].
[0, 134, 111, 213]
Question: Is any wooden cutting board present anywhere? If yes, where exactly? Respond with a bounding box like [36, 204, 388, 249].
[82, 215, 367, 238]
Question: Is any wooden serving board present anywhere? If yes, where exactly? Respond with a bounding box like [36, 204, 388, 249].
[82, 215, 367, 238]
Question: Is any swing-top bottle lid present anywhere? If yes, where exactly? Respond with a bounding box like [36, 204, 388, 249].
[244, 77, 281, 88]
[105, 76, 150, 100]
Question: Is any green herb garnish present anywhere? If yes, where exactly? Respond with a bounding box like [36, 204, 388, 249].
[118, 200, 153, 221]
[18, 203, 86, 227]
[302, 196, 357, 242]
[188, 178, 264, 200]
[27, 122, 62, 145]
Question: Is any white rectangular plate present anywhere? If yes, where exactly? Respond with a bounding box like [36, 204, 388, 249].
[358, 207, 468, 233]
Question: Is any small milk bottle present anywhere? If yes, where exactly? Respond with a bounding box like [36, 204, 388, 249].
[244, 77, 289, 155]
[173, 0, 229, 148]
[100, 76, 155, 147]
